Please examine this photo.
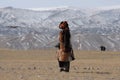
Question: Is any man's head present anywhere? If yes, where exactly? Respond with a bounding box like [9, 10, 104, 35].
[59, 21, 68, 29]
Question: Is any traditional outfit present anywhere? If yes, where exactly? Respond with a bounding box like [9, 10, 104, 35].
[57, 28, 75, 72]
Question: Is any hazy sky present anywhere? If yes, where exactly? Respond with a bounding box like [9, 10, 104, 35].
[0, 0, 120, 9]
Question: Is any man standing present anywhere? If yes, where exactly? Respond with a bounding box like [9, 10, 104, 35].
[56, 21, 75, 72]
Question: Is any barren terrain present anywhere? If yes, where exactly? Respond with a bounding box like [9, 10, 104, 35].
[0, 49, 120, 80]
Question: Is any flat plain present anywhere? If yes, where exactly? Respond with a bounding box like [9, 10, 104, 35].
[0, 49, 120, 80]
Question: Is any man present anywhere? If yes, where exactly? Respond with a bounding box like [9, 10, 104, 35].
[56, 21, 75, 72]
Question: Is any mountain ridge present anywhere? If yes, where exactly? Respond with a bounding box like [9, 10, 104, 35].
[0, 7, 120, 51]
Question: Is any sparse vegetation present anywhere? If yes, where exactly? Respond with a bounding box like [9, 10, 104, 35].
[0, 49, 120, 80]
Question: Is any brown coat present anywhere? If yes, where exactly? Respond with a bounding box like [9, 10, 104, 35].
[56, 49, 71, 61]
[57, 30, 72, 61]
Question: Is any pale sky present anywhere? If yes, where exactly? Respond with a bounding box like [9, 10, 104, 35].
[0, 0, 120, 9]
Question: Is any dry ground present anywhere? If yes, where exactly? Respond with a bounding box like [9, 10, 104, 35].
[0, 49, 120, 80]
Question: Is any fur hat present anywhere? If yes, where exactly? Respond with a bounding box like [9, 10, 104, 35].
[59, 21, 68, 29]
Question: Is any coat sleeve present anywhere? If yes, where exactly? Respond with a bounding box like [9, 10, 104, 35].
[59, 31, 64, 42]
[59, 31, 65, 51]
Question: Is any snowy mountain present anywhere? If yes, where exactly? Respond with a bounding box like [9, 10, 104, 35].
[0, 6, 120, 51]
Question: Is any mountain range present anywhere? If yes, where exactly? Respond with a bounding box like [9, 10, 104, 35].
[0, 6, 120, 51]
